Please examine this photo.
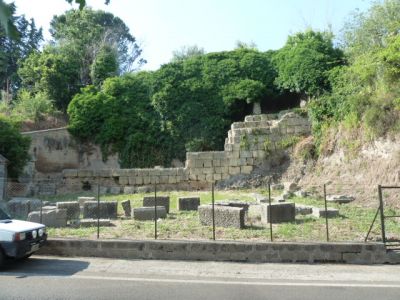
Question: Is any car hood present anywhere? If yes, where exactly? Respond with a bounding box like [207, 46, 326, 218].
[0, 219, 45, 232]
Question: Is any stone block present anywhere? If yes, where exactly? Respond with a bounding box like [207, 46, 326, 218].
[241, 166, 253, 174]
[261, 202, 295, 223]
[119, 177, 129, 185]
[295, 205, 313, 215]
[56, 201, 80, 220]
[123, 186, 136, 194]
[62, 169, 78, 178]
[197, 175, 206, 181]
[121, 200, 131, 217]
[178, 197, 200, 211]
[78, 197, 96, 207]
[109, 187, 121, 195]
[135, 177, 144, 185]
[205, 174, 214, 182]
[203, 160, 212, 168]
[229, 166, 240, 175]
[95, 169, 112, 177]
[137, 186, 152, 193]
[79, 218, 111, 227]
[198, 205, 245, 229]
[212, 159, 221, 167]
[7, 197, 42, 219]
[83, 201, 118, 219]
[131, 206, 167, 220]
[214, 174, 222, 180]
[215, 201, 250, 212]
[326, 195, 355, 204]
[127, 177, 135, 185]
[27, 208, 67, 227]
[143, 196, 170, 213]
[312, 207, 339, 218]
[240, 151, 252, 158]
[78, 170, 93, 178]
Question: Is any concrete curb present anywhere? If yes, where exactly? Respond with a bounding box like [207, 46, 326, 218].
[37, 238, 393, 264]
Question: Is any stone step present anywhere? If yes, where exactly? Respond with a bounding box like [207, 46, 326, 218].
[244, 114, 277, 122]
[231, 120, 274, 130]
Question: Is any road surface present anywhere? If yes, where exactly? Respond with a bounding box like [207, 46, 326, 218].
[1, 255, 400, 299]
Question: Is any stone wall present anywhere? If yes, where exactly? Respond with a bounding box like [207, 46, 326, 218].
[186, 112, 310, 182]
[18, 112, 311, 195]
[37, 238, 391, 264]
[22, 127, 119, 174]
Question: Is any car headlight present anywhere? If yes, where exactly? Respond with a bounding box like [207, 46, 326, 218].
[32, 230, 37, 239]
[38, 228, 45, 237]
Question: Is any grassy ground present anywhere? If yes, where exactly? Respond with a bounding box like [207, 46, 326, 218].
[42, 189, 400, 243]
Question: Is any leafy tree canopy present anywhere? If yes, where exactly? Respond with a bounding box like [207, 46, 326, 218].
[0, 2, 42, 94]
[273, 30, 344, 98]
[68, 48, 281, 167]
[19, 8, 144, 110]
[0, 116, 30, 178]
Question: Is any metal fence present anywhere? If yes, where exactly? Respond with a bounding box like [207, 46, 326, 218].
[2, 177, 400, 245]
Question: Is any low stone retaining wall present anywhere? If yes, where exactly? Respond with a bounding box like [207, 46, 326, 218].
[37, 238, 391, 264]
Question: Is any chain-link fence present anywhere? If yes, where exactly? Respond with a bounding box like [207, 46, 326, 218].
[2, 177, 400, 245]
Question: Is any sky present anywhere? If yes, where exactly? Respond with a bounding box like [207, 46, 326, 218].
[9, 0, 372, 70]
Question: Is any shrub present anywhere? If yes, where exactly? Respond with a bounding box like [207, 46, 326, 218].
[0, 116, 31, 178]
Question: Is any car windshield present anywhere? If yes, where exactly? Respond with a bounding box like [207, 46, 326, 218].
[0, 207, 11, 221]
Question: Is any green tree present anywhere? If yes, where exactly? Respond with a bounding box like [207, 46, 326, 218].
[68, 72, 167, 167]
[171, 45, 205, 62]
[0, 116, 30, 178]
[18, 46, 81, 110]
[19, 8, 144, 111]
[0, 2, 42, 95]
[273, 30, 344, 99]
[68, 48, 281, 166]
[90, 46, 118, 87]
[50, 8, 145, 75]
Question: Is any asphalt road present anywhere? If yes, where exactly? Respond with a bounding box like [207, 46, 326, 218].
[1, 256, 400, 300]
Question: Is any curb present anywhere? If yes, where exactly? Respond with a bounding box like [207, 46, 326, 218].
[37, 238, 392, 264]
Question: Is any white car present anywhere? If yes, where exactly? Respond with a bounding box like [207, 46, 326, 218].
[0, 207, 47, 267]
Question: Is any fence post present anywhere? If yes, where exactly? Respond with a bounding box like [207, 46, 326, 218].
[97, 183, 100, 239]
[323, 183, 329, 242]
[268, 182, 273, 242]
[154, 181, 157, 240]
[378, 185, 386, 244]
[40, 198, 43, 224]
[212, 182, 215, 241]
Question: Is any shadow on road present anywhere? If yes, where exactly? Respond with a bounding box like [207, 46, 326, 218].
[1, 256, 90, 277]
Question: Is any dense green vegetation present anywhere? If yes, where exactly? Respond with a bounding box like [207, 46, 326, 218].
[308, 0, 400, 153]
[68, 48, 285, 166]
[18, 8, 145, 110]
[1, 0, 400, 174]
[0, 116, 30, 178]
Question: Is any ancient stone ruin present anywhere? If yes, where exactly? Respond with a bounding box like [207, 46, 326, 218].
[12, 112, 310, 196]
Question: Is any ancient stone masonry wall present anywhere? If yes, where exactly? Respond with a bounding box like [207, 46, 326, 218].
[22, 127, 119, 175]
[27, 112, 311, 195]
[185, 112, 311, 182]
[61, 167, 191, 194]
